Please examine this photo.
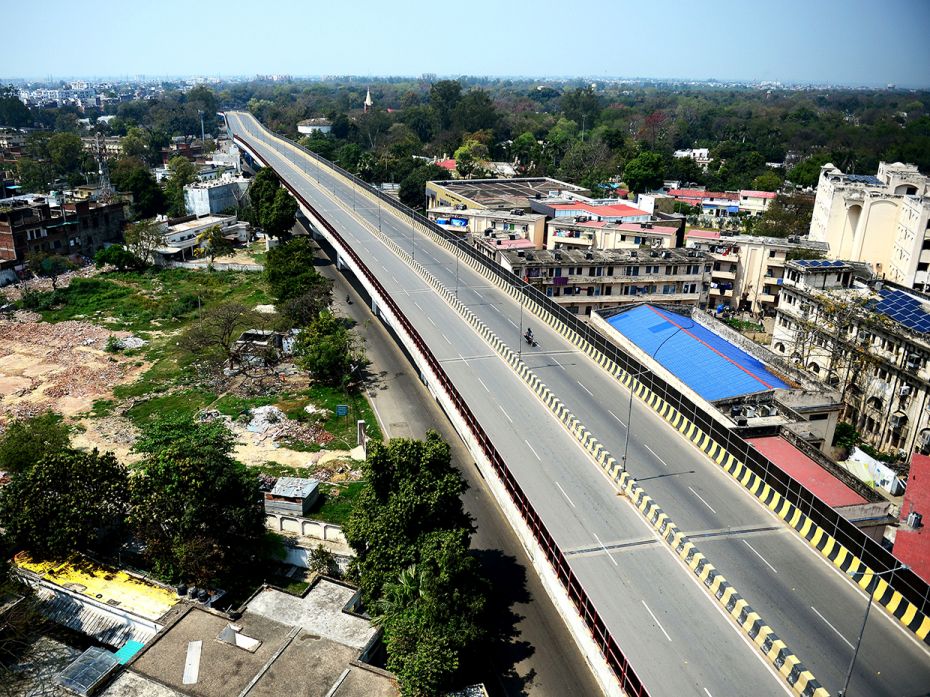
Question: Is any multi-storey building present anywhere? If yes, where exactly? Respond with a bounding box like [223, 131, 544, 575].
[808, 161, 930, 289]
[772, 259, 930, 455]
[546, 218, 681, 251]
[0, 196, 125, 270]
[686, 231, 828, 314]
[499, 247, 711, 318]
[427, 206, 548, 248]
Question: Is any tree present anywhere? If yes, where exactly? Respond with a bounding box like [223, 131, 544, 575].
[163, 155, 197, 217]
[0, 86, 30, 127]
[294, 310, 365, 386]
[111, 157, 166, 219]
[560, 87, 601, 133]
[787, 154, 832, 189]
[262, 187, 298, 238]
[130, 415, 265, 584]
[399, 164, 450, 210]
[429, 80, 462, 131]
[264, 237, 333, 326]
[94, 245, 142, 271]
[750, 171, 783, 192]
[453, 139, 489, 179]
[123, 219, 164, 262]
[0, 449, 129, 558]
[26, 252, 75, 290]
[180, 302, 255, 365]
[15, 158, 53, 193]
[451, 90, 499, 134]
[194, 225, 233, 268]
[246, 167, 280, 225]
[753, 192, 815, 238]
[623, 151, 666, 193]
[0, 412, 71, 476]
[46, 133, 85, 178]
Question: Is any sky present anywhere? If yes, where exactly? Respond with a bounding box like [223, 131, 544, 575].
[4, 0, 930, 87]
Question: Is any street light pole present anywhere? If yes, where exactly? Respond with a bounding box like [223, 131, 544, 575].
[838, 564, 908, 696]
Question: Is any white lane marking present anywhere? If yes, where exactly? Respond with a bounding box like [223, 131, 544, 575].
[688, 486, 718, 515]
[576, 381, 593, 396]
[366, 389, 390, 438]
[551, 355, 566, 370]
[593, 533, 618, 567]
[414, 301, 423, 311]
[477, 377, 490, 393]
[441, 333, 452, 345]
[641, 601, 672, 642]
[428, 316, 436, 326]
[507, 318, 518, 328]
[490, 305, 501, 314]
[555, 482, 576, 508]
[391, 274, 398, 284]
[524, 439, 541, 461]
[473, 290, 483, 300]
[498, 405, 513, 423]
[704, 690, 714, 697]
[607, 409, 626, 427]
[810, 606, 854, 649]
[644, 444, 668, 468]
[742, 540, 778, 574]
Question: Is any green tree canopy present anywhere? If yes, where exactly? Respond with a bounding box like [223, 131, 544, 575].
[129, 415, 264, 584]
[94, 245, 143, 271]
[0, 449, 129, 558]
[750, 171, 783, 192]
[263, 237, 333, 326]
[194, 225, 233, 267]
[399, 164, 450, 210]
[623, 151, 666, 193]
[752, 192, 815, 238]
[123, 218, 165, 262]
[247, 168, 297, 237]
[0, 411, 71, 475]
[787, 153, 833, 188]
[163, 155, 197, 217]
[111, 157, 166, 219]
[0, 85, 30, 127]
[294, 310, 365, 386]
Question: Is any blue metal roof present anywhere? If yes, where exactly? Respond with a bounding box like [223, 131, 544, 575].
[605, 305, 790, 401]
[871, 288, 930, 334]
[793, 259, 849, 268]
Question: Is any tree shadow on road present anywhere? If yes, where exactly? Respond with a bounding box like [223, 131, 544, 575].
[466, 548, 537, 696]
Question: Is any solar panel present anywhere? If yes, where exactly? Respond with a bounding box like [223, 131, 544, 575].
[872, 289, 930, 333]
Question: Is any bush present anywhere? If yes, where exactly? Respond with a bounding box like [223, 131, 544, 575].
[105, 336, 122, 353]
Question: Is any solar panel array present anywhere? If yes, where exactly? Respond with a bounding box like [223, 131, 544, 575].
[794, 259, 848, 268]
[844, 174, 883, 186]
[872, 289, 930, 334]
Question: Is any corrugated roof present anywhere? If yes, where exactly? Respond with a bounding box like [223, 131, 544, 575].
[896, 454, 930, 584]
[271, 476, 319, 499]
[604, 305, 790, 401]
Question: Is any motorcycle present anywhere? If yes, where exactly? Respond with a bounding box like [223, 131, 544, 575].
[524, 329, 538, 348]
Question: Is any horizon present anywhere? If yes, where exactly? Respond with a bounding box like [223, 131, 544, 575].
[4, 0, 929, 90]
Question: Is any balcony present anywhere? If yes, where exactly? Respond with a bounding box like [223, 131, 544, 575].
[712, 269, 736, 280]
[710, 287, 734, 298]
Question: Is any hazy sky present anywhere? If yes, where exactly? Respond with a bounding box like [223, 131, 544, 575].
[5, 0, 930, 87]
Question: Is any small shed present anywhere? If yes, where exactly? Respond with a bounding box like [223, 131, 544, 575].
[264, 477, 320, 517]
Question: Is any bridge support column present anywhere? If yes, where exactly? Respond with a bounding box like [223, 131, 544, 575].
[336, 254, 348, 271]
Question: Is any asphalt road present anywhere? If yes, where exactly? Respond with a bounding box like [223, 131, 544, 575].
[303, 227, 604, 695]
[229, 112, 930, 696]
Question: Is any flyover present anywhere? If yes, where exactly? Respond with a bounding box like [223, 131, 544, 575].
[225, 111, 930, 696]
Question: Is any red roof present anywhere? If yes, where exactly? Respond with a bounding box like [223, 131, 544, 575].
[747, 437, 866, 507]
[740, 190, 777, 199]
[895, 453, 930, 584]
[684, 229, 721, 240]
[491, 238, 535, 250]
[435, 159, 456, 171]
[551, 202, 648, 218]
[668, 189, 738, 201]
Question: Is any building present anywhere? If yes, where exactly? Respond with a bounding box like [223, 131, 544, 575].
[592, 303, 844, 453]
[529, 199, 651, 224]
[425, 177, 586, 211]
[499, 247, 711, 318]
[808, 161, 930, 289]
[673, 148, 712, 170]
[103, 578, 396, 697]
[771, 259, 930, 456]
[738, 190, 777, 216]
[153, 214, 248, 264]
[428, 206, 547, 247]
[263, 477, 320, 517]
[667, 188, 740, 218]
[81, 136, 124, 158]
[297, 118, 332, 135]
[0, 195, 125, 271]
[547, 218, 681, 251]
[183, 174, 248, 216]
[686, 230, 829, 314]
[894, 453, 930, 583]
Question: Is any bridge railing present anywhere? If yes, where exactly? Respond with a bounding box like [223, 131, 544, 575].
[233, 133, 649, 696]
[243, 121, 930, 621]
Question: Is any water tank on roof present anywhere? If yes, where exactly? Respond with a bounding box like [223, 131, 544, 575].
[907, 511, 923, 529]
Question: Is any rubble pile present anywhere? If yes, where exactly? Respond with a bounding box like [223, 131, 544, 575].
[246, 405, 334, 448]
[44, 362, 127, 399]
[0, 319, 119, 349]
[0, 265, 101, 301]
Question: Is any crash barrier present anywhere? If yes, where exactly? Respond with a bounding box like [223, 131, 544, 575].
[244, 117, 930, 644]
[311, 181, 827, 696]
[232, 133, 649, 697]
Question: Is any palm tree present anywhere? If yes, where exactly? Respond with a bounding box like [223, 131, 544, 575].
[371, 564, 425, 627]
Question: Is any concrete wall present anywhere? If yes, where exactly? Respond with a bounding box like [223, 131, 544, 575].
[265, 513, 347, 544]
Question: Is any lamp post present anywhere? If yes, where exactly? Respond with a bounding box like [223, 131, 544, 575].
[837, 564, 908, 696]
[620, 320, 691, 471]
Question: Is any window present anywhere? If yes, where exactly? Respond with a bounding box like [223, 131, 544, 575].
[625, 266, 639, 277]
[662, 284, 675, 294]
[606, 266, 614, 276]
[769, 249, 777, 257]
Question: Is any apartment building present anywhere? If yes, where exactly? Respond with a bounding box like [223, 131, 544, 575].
[686, 230, 828, 314]
[499, 246, 711, 318]
[546, 219, 680, 251]
[427, 206, 547, 248]
[808, 161, 930, 289]
[772, 259, 930, 455]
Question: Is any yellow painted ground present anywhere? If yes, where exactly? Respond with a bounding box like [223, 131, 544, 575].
[14, 552, 177, 621]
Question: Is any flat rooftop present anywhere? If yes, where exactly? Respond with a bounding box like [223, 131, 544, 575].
[167, 215, 233, 233]
[430, 177, 585, 209]
[747, 437, 866, 508]
[895, 453, 930, 584]
[603, 305, 790, 401]
[501, 247, 701, 266]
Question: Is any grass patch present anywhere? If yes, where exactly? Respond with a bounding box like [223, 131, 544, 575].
[125, 389, 217, 425]
[724, 318, 764, 333]
[89, 399, 116, 418]
[286, 386, 383, 449]
[308, 482, 366, 526]
[213, 394, 278, 419]
[255, 461, 307, 478]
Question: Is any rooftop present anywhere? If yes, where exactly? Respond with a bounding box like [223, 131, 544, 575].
[895, 453, 930, 584]
[747, 437, 867, 507]
[548, 202, 649, 219]
[270, 476, 319, 500]
[739, 190, 778, 199]
[166, 215, 234, 233]
[603, 305, 790, 401]
[429, 177, 586, 209]
[501, 247, 699, 266]
[871, 287, 930, 334]
[791, 259, 852, 269]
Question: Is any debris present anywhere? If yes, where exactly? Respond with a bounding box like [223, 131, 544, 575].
[116, 336, 147, 350]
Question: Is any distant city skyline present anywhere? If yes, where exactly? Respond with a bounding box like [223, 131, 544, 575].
[4, 0, 930, 89]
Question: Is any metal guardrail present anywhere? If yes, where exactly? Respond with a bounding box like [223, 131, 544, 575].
[233, 132, 649, 697]
[259, 124, 930, 620]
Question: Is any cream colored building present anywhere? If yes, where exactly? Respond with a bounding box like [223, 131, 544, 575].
[428, 206, 547, 248]
[686, 231, 828, 314]
[808, 161, 930, 290]
[772, 260, 930, 456]
[546, 219, 679, 251]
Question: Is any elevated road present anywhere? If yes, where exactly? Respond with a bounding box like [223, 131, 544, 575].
[227, 112, 930, 696]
